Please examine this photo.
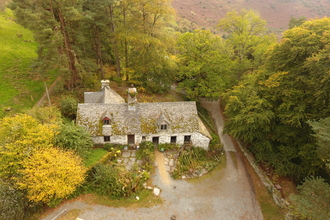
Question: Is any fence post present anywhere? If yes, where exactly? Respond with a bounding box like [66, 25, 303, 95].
[45, 83, 52, 107]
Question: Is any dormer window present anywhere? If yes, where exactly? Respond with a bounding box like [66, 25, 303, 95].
[103, 117, 110, 125]
[160, 124, 167, 130]
[157, 112, 170, 131]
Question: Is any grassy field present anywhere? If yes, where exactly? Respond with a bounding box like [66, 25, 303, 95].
[0, 9, 57, 118]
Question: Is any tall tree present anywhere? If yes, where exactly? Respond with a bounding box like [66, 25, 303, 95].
[290, 176, 330, 220]
[83, 0, 119, 79]
[223, 74, 274, 148]
[115, 0, 176, 91]
[223, 18, 330, 180]
[308, 118, 330, 174]
[9, 0, 86, 89]
[218, 9, 276, 79]
[176, 30, 233, 100]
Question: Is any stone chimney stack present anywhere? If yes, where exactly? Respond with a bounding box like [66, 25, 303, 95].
[127, 84, 137, 110]
[101, 80, 110, 89]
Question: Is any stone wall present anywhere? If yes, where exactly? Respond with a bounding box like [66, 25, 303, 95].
[235, 140, 290, 209]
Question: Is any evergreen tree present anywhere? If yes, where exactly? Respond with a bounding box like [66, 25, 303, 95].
[290, 176, 330, 220]
[309, 117, 330, 174]
[9, 0, 86, 89]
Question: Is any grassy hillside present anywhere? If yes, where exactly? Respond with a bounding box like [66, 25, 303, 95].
[0, 9, 56, 118]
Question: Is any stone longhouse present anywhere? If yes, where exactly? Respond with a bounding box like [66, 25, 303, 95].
[76, 80, 211, 149]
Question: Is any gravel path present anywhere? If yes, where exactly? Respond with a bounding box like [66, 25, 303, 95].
[42, 100, 263, 220]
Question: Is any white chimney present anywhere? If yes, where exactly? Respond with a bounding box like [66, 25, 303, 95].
[128, 84, 137, 110]
[101, 80, 110, 89]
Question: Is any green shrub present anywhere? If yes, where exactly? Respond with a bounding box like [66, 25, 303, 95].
[172, 147, 221, 179]
[209, 133, 223, 151]
[104, 143, 125, 151]
[157, 143, 180, 152]
[51, 80, 65, 96]
[59, 96, 78, 120]
[107, 148, 122, 162]
[25, 106, 61, 124]
[110, 76, 122, 84]
[0, 181, 42, 220]
[54, 122, 93, 160]
[136, 141, 155, 172]
[90, 163, 145, 199]
[137, 141, 154, 153]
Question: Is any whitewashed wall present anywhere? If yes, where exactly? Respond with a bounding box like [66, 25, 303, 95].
[92, 131, 210, 150]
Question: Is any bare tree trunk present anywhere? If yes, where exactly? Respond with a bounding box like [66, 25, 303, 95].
[109, 5, 121, 78]
[123, 7, 129, 81]
[57, 9, 78, 90]
[95, 26, 105, 79]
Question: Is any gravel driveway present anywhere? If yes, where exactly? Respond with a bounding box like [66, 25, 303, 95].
[42, 100, 263, 220]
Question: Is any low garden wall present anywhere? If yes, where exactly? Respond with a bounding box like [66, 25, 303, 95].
[234, 140, 293, 219]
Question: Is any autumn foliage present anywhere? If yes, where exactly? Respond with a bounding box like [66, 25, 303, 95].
[16, 147, 86, 206]
[0, 113, 87, 208]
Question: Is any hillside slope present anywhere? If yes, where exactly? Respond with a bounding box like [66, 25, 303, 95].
[172, 0, 330, 32]
[0, 9, 56, 118]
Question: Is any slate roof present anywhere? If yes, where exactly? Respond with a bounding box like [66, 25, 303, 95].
[77, 82, 211, 139]
[78, 102, 207, 135]
[84, 86, 125, 104]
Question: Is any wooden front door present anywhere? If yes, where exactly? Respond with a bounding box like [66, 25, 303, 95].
[171, 136, 177, 144]
[127, 135, 135, 145]
[152, 137, 159, 145]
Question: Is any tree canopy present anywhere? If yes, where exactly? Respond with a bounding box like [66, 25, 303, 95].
[218, 9, 276, 79]
[9, 0, 87, 89]
[308, 117, 330, 174]
[4, 2, 330, 215]
[0, 114, 57, 179]
[176, 30, 233, 100]
[0, 112, 87, 207]
[290, 176, 330, 220]
[223, 18, 330, 180]
[8, 0, 176, 92]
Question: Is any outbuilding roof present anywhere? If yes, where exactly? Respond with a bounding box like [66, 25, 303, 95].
[84, 80, 125, 104]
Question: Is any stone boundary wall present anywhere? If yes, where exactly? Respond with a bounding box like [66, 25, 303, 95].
[235, 140, 290, 209]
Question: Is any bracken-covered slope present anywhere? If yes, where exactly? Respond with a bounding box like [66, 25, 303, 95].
[172, 0, 330, 32]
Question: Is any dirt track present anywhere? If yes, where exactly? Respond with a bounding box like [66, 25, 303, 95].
[42, 100, 263, 220]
